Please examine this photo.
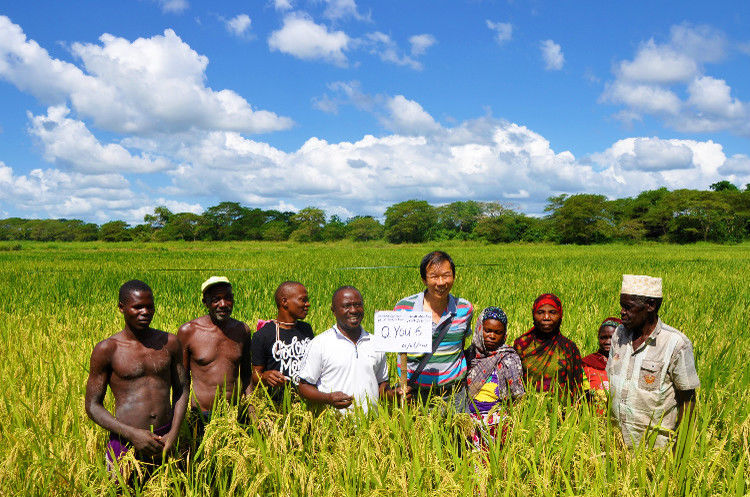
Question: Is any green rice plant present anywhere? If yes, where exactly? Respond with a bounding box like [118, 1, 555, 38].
[0, 241, 748, 496]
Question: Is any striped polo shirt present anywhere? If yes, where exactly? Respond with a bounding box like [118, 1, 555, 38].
[394, 291, 474, 387]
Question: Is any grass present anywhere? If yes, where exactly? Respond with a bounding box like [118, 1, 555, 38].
[0, 241, 748, 496]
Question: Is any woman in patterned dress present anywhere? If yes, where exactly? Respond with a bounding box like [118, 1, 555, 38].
[513, 294, 589, 402]
[465, 307, 525, 448]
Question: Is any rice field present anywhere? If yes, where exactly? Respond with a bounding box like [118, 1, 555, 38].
[1, 240, 748, 496]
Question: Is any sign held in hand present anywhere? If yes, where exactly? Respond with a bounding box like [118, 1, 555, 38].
[373, 311, 432, 353]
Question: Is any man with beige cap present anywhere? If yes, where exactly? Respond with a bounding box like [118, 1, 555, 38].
[178, 276, 252, 437]
[607, 274, 700, 448]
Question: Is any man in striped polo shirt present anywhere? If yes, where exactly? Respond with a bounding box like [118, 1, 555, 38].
[394, 251, 474, 412]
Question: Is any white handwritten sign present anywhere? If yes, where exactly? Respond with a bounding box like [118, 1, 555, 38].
[373, 311, 432, 353]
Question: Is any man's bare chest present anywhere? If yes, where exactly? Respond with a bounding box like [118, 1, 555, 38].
[111, 344, 172, 380]
[190, 330, 244, 367]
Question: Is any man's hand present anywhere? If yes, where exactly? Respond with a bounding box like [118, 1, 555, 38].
[129, 428, 165, 456]
[398, 384, 414, 400]
[327, 391, 353, 409]
[261, 370, 287, 387]
[161, 431, 179, 456]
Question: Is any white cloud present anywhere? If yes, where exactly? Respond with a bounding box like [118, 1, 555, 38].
[363, 32, 428, 70]
[311, 93, 339, 114]
[155, 0, 189, 14]
[155, 114, 742, 219]
[686, 76, 744, 119]
[616, 24, 726, 85]
[225, 14, 252, 37]
[313, 80, 375, 114]
[380, 95, 441, 135]
[602, 23, 748, 136]
[601, 81, 682, 116]
[409, 34, 436, 56]
[718, 154, 750, 175]
[28, 106, 172, 174]
[0, 17, 293, 135]
[669, 24, 726, 63]
[0, 161, 143, 221]
[328, 80, 374, 110]
[323, 0, 367, 21]
[616, 138, 694, 171]
[486, 20, 512, 45]
[540, 40, 564, 70]
[268, 13, 350, 66]
[3, 112, 745, 222]
[592, 137, 727, 190]
[739, 41, 750, 56]
[617, 41, 697, 84]
[273, 0, 293, 12]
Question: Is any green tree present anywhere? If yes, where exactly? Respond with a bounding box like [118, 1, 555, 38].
[346, 216, 384, 241]
[98, 221, 132, 242]
[473, 205, 532, 243]
[668, 192, 735, 243]
[144, 206, 173, 229]
[290, 207, 326, 242]
[130, 224, 154, 242]
[709, 180, 739, 192]
[156, 212, 202, 241]
[615, 219, 647, 243]
[321, 215, 347, 242]
[202, 202, 249, 240]
[545, 194, 616, 244]
[261, 220, 291, 241]
[436, 201, 483, 237]
[0, 218, 29, 240]
[69, 220, 99, 241]
[384, 200, 436, 243]
[626, 188, 672, 240]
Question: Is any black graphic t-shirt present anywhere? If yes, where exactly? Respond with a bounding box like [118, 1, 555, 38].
[251, 321, 314, 386]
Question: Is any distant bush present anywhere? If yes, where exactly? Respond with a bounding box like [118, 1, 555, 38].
[0, 243, 22, 251]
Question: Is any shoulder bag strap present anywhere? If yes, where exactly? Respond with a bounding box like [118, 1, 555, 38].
[407, 316, 453, 388]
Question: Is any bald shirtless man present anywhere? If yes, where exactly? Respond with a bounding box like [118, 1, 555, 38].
[85, 280, 188, 473]
[177, 277, 251, 436]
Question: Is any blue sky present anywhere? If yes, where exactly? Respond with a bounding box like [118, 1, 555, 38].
[1, 0, 749, 224]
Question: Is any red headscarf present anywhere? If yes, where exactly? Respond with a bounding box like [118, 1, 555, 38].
[533, 293, 563, 319]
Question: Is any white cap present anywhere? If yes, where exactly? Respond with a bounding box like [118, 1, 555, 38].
[201, 276, 231, 294]
[621, 274, 662, 298]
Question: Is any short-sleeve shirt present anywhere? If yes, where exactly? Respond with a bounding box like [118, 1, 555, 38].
[393, 292, 474, 387]
[607, 319, 700, 448]
[251, 321, 314, 385]
[298, 326, 389, 414]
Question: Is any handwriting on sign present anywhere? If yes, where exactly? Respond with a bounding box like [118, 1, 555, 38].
[373, 311, 432, 353]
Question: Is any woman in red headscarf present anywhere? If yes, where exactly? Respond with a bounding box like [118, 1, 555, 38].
[512, 294, 588, 401]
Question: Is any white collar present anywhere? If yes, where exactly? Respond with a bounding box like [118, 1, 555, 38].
[332, 324, 367, 344]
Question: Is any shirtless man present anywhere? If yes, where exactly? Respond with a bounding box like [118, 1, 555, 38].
[177, 277, 252, 435]
[85, 280, 188, 472]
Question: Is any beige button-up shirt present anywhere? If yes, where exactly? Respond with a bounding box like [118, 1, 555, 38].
[607, 319, 700, 448]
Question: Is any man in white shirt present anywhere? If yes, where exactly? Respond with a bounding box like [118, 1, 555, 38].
[298, 286, 397, 413]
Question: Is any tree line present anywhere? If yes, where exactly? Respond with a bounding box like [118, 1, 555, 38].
[2, 181, 749, 245]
